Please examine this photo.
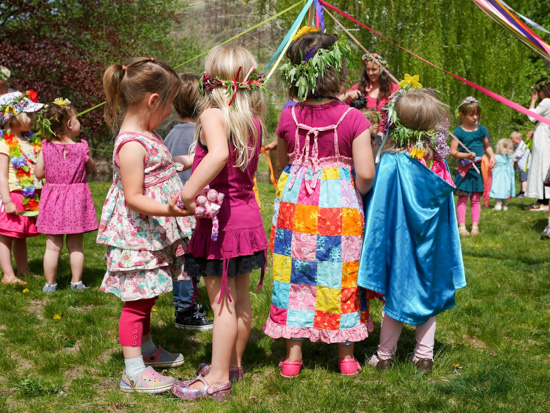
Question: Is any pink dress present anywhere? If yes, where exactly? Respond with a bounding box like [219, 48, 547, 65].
[36, 140, 98, 234]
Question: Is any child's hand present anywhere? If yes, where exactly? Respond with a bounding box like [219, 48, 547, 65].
[489, 156, 496, 169]
[466, 152, 476, 161]
[4, 201, 18, 215]
[167, 195, 192, 217]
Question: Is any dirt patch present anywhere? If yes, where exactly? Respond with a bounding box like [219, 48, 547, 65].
[462, 334, 497, 356]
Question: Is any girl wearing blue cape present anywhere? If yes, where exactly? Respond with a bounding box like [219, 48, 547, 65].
[358, 84, 466, 373]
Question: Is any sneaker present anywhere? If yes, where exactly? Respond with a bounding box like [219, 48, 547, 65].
[541, 225, 550, 239]
[493, 203, 502, 211]
[42, 283, 57, 294]
[143, 346, 184, 368]
[175, 304, 213, 330]
[503, 205, 508, 211]
[119, 366, 174, 393]
[516, 193, 526, 199]
[70, 282, 89, 291]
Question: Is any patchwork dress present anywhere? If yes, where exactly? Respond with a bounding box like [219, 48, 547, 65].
[97, 132, 194, 302]
[263, 101, 373, 343]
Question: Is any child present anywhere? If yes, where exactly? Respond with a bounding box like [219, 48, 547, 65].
[262, 30, 375, 378]
[171, 45, 268, 401]
[490, 138, 515, 211]
[358, 85, 466, 373]
[35, 98, 98, 293]
[164, 73, 212, 330]
[450, 97, 496, 236]
[0, 91, 44, 285]
[97, 57, 194, 393]
[511, 131, 530, 198]
[362, 109, 381, 162]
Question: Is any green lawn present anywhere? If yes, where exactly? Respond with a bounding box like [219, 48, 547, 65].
[0, 181, 549, 412]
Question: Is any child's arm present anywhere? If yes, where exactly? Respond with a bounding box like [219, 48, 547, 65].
[482, 136, 496, 168]
[85, 155, 95, 175]
[450, 139, 476, 160]
[277, 137, 288, 167]
[352, 129, 375, 196]
[118, 141, 189, 217]
[180, 108, 229, 212]
[172, 154, 194, 171]
[0, 155, 17, 214]
[35, 151, 45, 179]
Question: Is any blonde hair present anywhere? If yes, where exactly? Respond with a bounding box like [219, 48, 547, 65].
[383, 89, 449, 160]
[103, 57, 180, 131]
[509, 131, 522, 141]
[7, 112, 32, 130]
[194, 45, 266, 170]
[496, 138, 514, 156]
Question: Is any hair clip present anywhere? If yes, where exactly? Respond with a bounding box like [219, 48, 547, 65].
[121, 65, 126, 71]
[150, 57, 155, 62]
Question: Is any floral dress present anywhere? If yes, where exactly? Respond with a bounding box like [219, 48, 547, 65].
[97, 132, 194, 301]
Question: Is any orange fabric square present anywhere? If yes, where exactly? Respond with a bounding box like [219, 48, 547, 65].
[340, 287, 360, 314]
[269, 225, 276, 253]
[360, 309, 372, 324]
[342, 261, 359, 288]
[317, 208, 342, 236]
[314, 310, 341, 331]
[293, 204, 318, 234]
[277, 202, 295, 231]
[341, 208, 363, 236]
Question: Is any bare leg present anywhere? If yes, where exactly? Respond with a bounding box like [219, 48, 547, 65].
[13, 238, 29, 275]
[338, 343, 355, 360]
[286, 339, 303, 362]
[66, 233, 84, 284]
[0, 234, 23, 284]
[231, 273, 252, 367]
[44, 235, 63, 285]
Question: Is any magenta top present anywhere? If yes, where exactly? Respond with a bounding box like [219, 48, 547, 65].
[344, 82, 399, 132]
[277, 100, 370, 158]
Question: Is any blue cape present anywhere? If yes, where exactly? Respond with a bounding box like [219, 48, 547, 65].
[358, 153, 466, 325]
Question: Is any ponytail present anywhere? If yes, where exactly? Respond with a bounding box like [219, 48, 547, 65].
[103, 64, 125, 131]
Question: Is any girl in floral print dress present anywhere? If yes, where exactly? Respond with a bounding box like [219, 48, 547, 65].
[97, 57, 194, 394]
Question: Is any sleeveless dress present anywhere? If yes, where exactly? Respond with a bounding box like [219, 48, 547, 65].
[264, 101, 373, 343]
[36, 140, 98, 234]
[490, 154, 515, 199]
[97, 132, 194, 302]
[184, 119, 268, 300]
[453, 125, 488, 194]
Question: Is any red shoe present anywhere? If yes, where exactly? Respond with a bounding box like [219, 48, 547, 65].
[279, 360, 302, 378]
[338, 358, 361, 376]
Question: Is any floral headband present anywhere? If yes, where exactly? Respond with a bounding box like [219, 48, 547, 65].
[364, 111, 381, 123]
[280, 38, 352, 102]
[0, 66, 10, 82]
[292, 25, 320, 41]
[0, 91, 43, 126]
[35, 97, 73, 138]
[532, 78, 550, 91]
[199, 66, 266, 106]
[456, 96, 480, 117]
[362, 53, 389, 68]
[385, 75, 450, 161]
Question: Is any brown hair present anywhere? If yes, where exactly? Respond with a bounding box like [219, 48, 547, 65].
[42, 103, 75, 141]
[359, 54, 393, 99]
[383, 89, 449, 160]
[103, 57, 180, 131]
[458, 101, 481, 122]
[539, 84, 550, 100]
[286, 32, 347, 99]
[173, 73, 200, 120]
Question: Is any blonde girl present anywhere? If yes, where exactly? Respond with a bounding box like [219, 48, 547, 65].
[490, 138, 515, 211]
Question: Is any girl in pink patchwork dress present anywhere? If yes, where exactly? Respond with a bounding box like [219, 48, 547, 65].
[263, 29, 376, 378]
[35, 99, 98, 293]
[97, 57, 194, 394]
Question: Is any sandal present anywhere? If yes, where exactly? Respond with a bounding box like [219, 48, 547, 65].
[198, 363, 243, 382]
[338, 358, 361, 376]
[2, 277, 27, 286]
[171, 375, 231, 401]
[279, 359, 303, 378]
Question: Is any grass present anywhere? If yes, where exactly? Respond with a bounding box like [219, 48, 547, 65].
[0, 181, 549, 412]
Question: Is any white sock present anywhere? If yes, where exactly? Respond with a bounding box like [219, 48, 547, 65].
[141, 337, 157, 356]
[124, 356, 145, 379]
[70, 281, 82, 286]
[547, 217, 550, 226]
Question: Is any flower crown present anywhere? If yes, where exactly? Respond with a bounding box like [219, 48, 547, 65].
[361, 53, 389, 68]
[0, 90, 41, 126]
[199, 66, 266, 106]
[35, 97, 72, 138]
[386, 75, 450, 161]
[364, 111, 381, 123]
[456, 96, 480, 117]
[280, 38, 352, 102]
[293, 25, 320, 41]
[532, 78, 550, 91]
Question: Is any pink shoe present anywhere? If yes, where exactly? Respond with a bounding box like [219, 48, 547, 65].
[119, 367, 174, 393]
[143, 346, 184, 368]
[338, 358, 361, 376]
[197, 363, 244, 382]
[279, 360, 302, 378]
[171, 375, 231, 401]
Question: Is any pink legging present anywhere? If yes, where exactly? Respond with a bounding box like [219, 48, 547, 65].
[118, 297, 157, 347]
[456, 192, 481, 224]
[377, 312, 436, 360]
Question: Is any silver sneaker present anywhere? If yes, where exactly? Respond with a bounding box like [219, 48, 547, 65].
[42, 283, 57, 293]
[71, 282, 89, 291]
[541, 225, 550, 239]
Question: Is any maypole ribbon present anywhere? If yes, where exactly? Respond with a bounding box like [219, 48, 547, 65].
[78, 2, 301, 117]
[265, 0, 314, 73]
[498, 0, 550, 35]
[314, 0, 325, 32]
[473, 0, 550, 60]
[318, 0, 550, 127]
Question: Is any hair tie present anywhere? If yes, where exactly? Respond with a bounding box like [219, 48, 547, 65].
[121, 65, 126, 72]
[150, 57, 155, 62]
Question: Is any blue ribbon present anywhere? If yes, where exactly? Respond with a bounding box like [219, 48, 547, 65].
[264, 0, 314, 72]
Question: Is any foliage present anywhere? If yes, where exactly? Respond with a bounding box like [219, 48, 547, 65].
[0, 0, 198, 158]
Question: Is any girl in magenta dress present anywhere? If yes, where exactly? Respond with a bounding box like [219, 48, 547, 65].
[36, 99, 97, 293]
[172, 45, 268, 401]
